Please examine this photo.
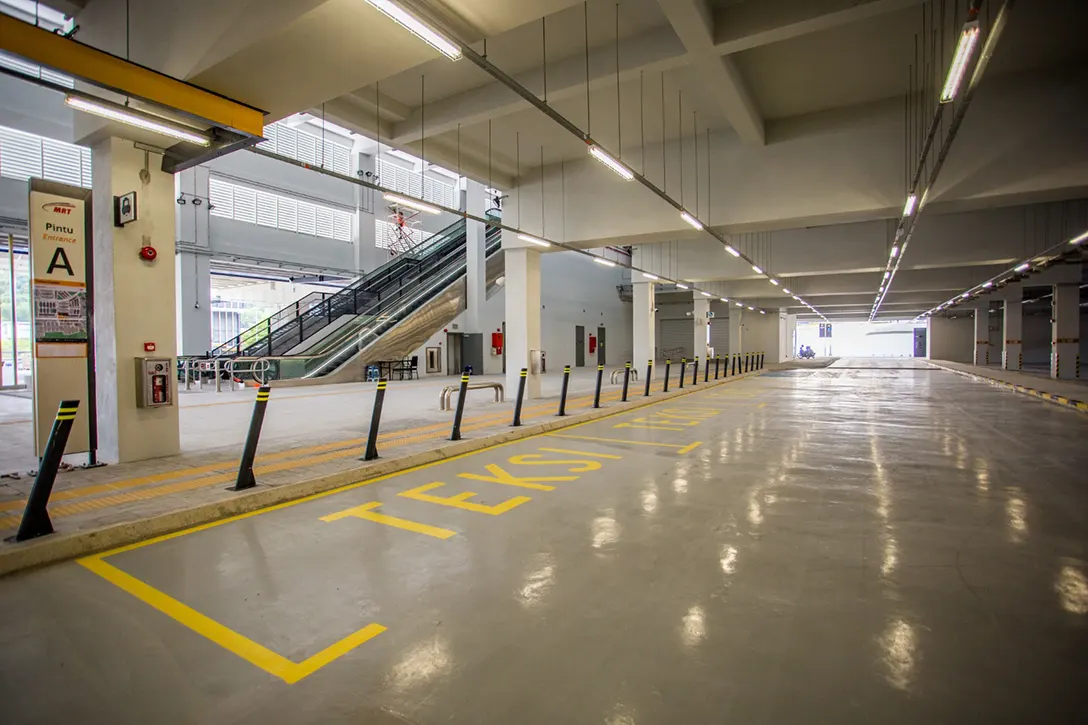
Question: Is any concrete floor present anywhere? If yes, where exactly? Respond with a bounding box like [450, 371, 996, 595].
[1, 360, 1086, 724]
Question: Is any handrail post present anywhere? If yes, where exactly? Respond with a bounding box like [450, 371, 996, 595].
[231, 386, 271, 491]
[266, 318, 272, 357]
[644, 359, 652, 396]
[679, 358, 686, 388]
[450, 368, 470, 440]
[512, 368, 527, 425]
[11, 399, 79, 541]
[621, 361, 631, 401]
[362, 378, 387, 461]
[557, 365, 571, 416]
[664, 359, 671, 392]
[593, 364, 604, 408]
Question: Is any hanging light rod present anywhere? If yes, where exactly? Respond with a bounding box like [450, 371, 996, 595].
[517, 233, 551, 248]
[593, 257, 617, 267]
[383, 192, 440, 214]
[940, 20, 981, 103]
[680, 211, 703, 230]
[642, 272, 660, 281]
[64, 93, 211, 146]
[588, 144, 634, 181]
[725, 245, 740, 258]
[363, 0, 462, 60]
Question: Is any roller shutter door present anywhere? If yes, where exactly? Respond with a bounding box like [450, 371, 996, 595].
[709, 317, 730, 357]
[658, 319, 692, 362]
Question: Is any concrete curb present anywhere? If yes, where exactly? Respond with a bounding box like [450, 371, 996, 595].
[0, 370, 764, 577]
[929, 362, 1088, 413]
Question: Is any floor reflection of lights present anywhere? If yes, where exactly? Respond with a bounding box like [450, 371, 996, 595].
[592, 510, 620, 549]
[1004, 487, 1028, 543]
[517, 554, 556, 609]
[1056, 563, 1088, 615]
[877, 618, 917, 691]
[682, 604, 707, 647]
[720, 545, 738, 575]
[388, 637, 452, 691]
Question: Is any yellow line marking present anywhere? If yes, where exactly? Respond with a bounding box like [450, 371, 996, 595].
[321, 502, 456, 540]
[757, 402, 768, 409]
[399, 482, 531, 515]
[614, 422, 687, 431]
[536, 447, 623, 459]
[78, 556, 386, 684]
[677, 442, 704, 454]
[545, 433, 693, 450]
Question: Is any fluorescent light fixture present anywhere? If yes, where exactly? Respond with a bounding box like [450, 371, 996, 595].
[751, 265, 763, 275]
[759, 310, 766, 315]
[642, 272, 660, 281]
[517, 233, 551, 248]
[725, 245, 740, 257]
[883, 271, 890, 280]
[676, 283, 689, 290]
[961, 292, 970, 299]
[792, 295, 800, 301]
[1014, 262, 1030, 272]
[363, 0, 463, 60]
[594, 257, 617, 267]
[983, 280, 994, 288]
[1070, 230, 1088, 245]
[902, 194, 918, 217]
[940, 21, 981, 103]
[782, 288, 791, 295]
[383, 193, 440, 214]
[700, 291, 712, 297]
[746, 306, 754, 311]
[890, 245, 900, 258]
[770, 279, 780, 286]
[720, 297, 729, 302]
[735, 302, 743, 307]
[680, 212, 703, 231]
[588, 145, 634, 181]
[64, 94, 210, 146]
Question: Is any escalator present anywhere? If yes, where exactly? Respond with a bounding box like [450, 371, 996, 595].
[213, 218, 505, 385]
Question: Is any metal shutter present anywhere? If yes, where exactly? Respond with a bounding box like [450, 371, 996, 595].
[658, 319, 692, 362]
[709, 317, 730, 356]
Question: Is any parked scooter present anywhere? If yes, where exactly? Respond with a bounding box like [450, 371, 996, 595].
[799, 347, 816, 359]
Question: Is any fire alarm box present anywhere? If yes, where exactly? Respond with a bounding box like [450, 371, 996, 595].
[491, 331, 504, 355]
[588, 335, 597, 354]
[136, 357, 173, 408]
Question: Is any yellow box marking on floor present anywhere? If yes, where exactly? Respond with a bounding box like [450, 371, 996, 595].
[507, 454, 603, 472]
[399, 482, 531, 515]
[321, 502, 456, 540]
[677, 442, 704, 454]
[615, 421, 688, 431]
[457, 463, 573, 490]
[536, 447, 623, 460]
[77, 556, 386, 685]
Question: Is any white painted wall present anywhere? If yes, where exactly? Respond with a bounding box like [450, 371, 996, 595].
[927, 316, 974, 363]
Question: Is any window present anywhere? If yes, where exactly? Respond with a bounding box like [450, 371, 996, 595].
[0, 125, 91, 187]
[258, 121, 352, 176]
[376, 158, 456, 209]
[209, 177, 354, 242]
[0, 51, 74, 88]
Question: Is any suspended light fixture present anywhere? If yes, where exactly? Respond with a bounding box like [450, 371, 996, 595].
[517, 233, 551, 248]
[65, 94, 210, 146]
[883, 271, 890, 280]
[983, 280, 994, 288]
[890, 246, 900, 258]
[746, 306, 754, 311]
[676, 283, 689, 290]
[735, 302, 743, 307]
[588, 145, 634, 180]
[782, 288, 791, 295]
[1069, 230, 1088, 245]
[700, 291, 712, 297]
[593, 257, 617, 267]
[940, 20, 981, 103]
[363, 0, 463, 60]
[769, 279, 779, 286]
[720, 297, 728, 302]
[642, 272, 660, 281]
[759, 310, 766, 315]
[725, 245, 740, 257]
[680, 211, 704, 230]
[751, 265, 763, 275]
[961, 292, 970, 299]
[1014, 262, 1030, 272]
[902, 194, 918, 217]
[383, 193, 440, 214]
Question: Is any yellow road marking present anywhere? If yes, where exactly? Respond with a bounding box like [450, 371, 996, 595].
[458, 463, 569, 490]
[537, 447, 622, 459]
[614, 422, 687, 431]
[399, 482, 531, 515]
[677, 442, 704, 454]
[78, 556, 386, 684]
[545, 433, 696, 450]
[321, 502, 456, 540]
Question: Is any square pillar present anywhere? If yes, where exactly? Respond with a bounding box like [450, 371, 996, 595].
[1002, 298, 1023, 371]
[174, 166, 211, 355]
[729, 305, 743, 357]
[352, 151, 382, 273]
[973, 307, 990, 366]
[1051, 283, 1080, 379]
[465, 180, 486, 334]
[503, 237, 541, 399]
[633, 281, 656, 376]
[693, 294, 710, 364]
[92, 138, 180, 463]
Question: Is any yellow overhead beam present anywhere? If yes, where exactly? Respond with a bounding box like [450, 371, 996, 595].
[0, 13, 265, 137]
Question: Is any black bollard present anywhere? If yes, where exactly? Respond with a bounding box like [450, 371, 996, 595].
[704, 355, 710, 382]
[644, 359, 652, 396]
[664, 359, 671, 392]
[731, 353, 737, 376]
[593, 364, 604, 408]
[232, 386, 271, 491]
[744, 352, 750, 373]
[450, 368, 470, 440]
[715, 355, 721, 380]
[362, 378, 387, 461]
[679, 358, 687, 388]
[760, 352, 765, 369]
[557, 365, 571, 416]
[512, 368, 528, 426]
[692, 356, 700, 385]
[621, 361, 631, 402]
[12, 400, 79, 541]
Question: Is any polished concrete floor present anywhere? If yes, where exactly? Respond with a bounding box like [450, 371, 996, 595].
[1, 361, 1086, 724]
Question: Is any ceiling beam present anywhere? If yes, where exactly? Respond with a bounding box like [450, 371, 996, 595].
[656, 0, 763, 145]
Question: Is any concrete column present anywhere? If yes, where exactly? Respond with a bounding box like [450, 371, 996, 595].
[693, 294, 710, 363]
[174, 167, 211, 355]
[785, 313, 798, 360]
[729, 305, 743, 356]
[633, 281, 656, 375]
[1003, 298, 1023, 371]
[465, 180, 486, 333]
[973, 307, 990, 366]
[1051, 284, 1080, 379]
[503, 236, 542, 399]
[352, 151, 382, 273]
[92, 138, 180, 463]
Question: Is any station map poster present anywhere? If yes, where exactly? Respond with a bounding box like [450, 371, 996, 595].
[28, 179, 93, 456]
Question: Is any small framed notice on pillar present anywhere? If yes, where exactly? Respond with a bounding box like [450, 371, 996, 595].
[28, 179, 96, 459]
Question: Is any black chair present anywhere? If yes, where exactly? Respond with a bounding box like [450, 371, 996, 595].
[408, 355, 419, 380]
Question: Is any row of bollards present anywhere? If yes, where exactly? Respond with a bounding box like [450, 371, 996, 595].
[10, 351, 771, 542]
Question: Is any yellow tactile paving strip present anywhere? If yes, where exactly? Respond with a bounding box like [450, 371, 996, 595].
[0, 377, 749, 529]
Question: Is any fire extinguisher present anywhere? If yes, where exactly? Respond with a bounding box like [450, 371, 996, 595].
[152, 373, 166, 404]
